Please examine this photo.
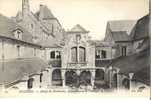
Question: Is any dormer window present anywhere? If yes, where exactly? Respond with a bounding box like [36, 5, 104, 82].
[14, 29, 22, 40]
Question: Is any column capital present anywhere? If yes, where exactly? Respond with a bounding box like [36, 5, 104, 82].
[129, 73, 134, 79]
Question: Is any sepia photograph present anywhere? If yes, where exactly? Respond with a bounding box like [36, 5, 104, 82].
[0, 0, 150, 98]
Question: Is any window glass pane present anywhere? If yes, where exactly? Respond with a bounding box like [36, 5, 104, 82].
[101, 50, 106, 58]
[79, 47, 86, 62]
[71, 47, 77, 62]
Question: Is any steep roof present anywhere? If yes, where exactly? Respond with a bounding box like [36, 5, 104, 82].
[67, 24, 89, 33]
[107, 20, 136, 35]
[111, 31, 131, 42]
[0, 57, 48, 85]
[0, 14, 37, 45]
[131, 14, 149, 41]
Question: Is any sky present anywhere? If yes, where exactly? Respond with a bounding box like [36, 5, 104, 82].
[0, 0, 149, 40]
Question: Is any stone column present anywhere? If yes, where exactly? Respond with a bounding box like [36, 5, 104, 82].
[91, 70, 95, 88]
[48, 68, 52, 87]
[61, 70, 66, 88]
[116, 68, 120, 92]
[109, 66, 113, 88]
[32, 75, 40, 89]
[129, 73, 134, 92]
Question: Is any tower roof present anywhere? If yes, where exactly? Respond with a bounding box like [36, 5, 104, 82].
[35, 5, 56, 20]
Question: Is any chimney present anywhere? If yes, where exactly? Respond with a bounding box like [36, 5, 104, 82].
[22, 0, 30, 17]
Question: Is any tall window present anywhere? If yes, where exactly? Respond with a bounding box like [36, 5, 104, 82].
[121, 46, 127, 56]
[71, 46, 86, 63]
[71, 47, 77, 62]
[79, 46, 86, 62]
[101, 50, 107, 58]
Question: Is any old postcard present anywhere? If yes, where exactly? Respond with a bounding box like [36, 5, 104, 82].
[0, 0, 150, 98]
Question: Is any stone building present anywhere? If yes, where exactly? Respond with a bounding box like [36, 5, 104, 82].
[104, 20, 136, 58]
[0, 0, 149, 92]
[0, 13, 49, 90]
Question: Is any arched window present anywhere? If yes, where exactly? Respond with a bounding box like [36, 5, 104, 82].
[79, 46, 86, 62]
[71, 47, 77, 62]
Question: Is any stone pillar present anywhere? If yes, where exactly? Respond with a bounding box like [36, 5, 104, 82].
[109, 66, 113, 88]
[41, 70, 49, 89]
[32, 75, 40, 89]
[61, 70, 66, 88]
[91, 70, 95, 87]
[48, 68, 52, 87]
[129, 73, 134, 92]
[116, 68, 120, 92]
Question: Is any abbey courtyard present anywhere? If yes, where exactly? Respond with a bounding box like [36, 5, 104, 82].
[0, 0, 149, 93]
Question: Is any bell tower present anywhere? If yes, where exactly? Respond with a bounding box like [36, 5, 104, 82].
[22, 0, 30, 17]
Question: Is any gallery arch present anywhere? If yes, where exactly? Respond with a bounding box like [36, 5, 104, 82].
[122, 78, 130, 90]
[65, 70, 78, 87]
[52, 69, 62, 86]
[79, 71, 91, 86]
[112, 73, 117, 88]
[95, 69, 105, 86]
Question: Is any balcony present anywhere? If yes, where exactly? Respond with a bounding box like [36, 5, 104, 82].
[67, 62, 87, 69]
[48, 59, 61, 67]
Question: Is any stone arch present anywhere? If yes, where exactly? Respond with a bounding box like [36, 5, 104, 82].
[112, 73, 117, 88]
[79, 71, 91, 86]
[95, 69, 105, 80]
[122, 78, 130, 90]
[65, 70, 78, 87]
[52, 69, 62, 86]
[95, 69, 105, 84]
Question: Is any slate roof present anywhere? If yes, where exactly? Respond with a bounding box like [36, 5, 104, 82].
[111, 31, 131, 42]
[131, 14, 149, 41]
[0, 14, 40, 46]
[105, 20, 136, 42]
[67, 24, 89, 33]
[93, 40, 115, 47]
[111, 48, 150, 85]
[38, 36, 62, 48]
[107, 20, 136, 35]
[0, 57, 48, 85]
